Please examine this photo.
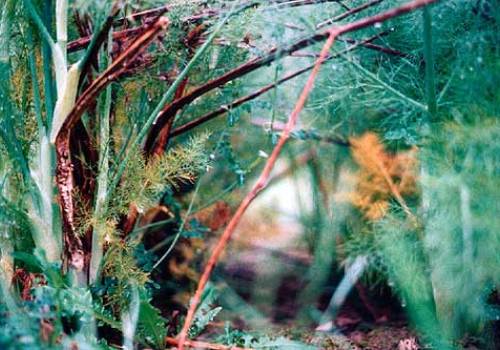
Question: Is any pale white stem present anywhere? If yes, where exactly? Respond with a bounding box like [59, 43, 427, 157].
[122, 284, 140, 350]
[27, 134, 62, 262]
[51, 63, 81, 142]
[56, 0, 68, 63]
[460, 184, 473, 264]
[53, 45, 68, 99]
[0, 155, 14, 285]
[89, 32, 113, 283]
[316, 255, 368, 331]
[0, 237, 14, 288]
[51, 0, 68, 100]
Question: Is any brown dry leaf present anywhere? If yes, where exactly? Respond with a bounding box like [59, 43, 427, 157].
[40, 319, 54, 343]
[194, 201, 232, 232]
[349, 132, 417, 220]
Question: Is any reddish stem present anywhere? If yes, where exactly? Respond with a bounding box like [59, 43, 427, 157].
[175, 0, 439, 348]
[166, 337, 252, 350]
[169, 32, 388, 139]
[151, 77, 190, 157]
[177, 23, 339, 350]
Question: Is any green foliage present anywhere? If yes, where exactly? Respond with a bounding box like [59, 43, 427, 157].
[111, 133, 210, 215]
[136, 293, 168, 348]
[100, 240, 150, 312]
[189, 283, 223, 338]
[1, 0, 499, 349]
[420, 118, 500, 340]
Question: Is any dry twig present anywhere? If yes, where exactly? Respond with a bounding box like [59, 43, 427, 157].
[166, 337, 252, 350]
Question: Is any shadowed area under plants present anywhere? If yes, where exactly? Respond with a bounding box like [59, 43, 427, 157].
[0, 0, 499, 349]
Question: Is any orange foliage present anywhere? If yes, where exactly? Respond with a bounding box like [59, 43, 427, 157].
[349, 132, 417, 220]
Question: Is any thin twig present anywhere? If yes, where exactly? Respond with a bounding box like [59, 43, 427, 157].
[176, 0, 439, 348]
[169, 33, 386, 139]
[340, 37, 409, 57]
[116, 4, 170, 25]
[166, 337, 252, 350]
[316, 0, 384, 29]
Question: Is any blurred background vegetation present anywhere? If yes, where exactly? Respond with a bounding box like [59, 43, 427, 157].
[0, 0, 499, 349]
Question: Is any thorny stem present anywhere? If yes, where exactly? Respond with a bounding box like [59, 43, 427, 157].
[176, 0, 440, 348]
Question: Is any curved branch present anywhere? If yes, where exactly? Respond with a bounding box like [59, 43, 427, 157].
[144, 1, 390, 154]
[144, 31, 333, 153]
[55, 17, 169, 271]
[169, 32, 388, 139]
[177, 19, 340, 350]
[176, 0, 439, 348]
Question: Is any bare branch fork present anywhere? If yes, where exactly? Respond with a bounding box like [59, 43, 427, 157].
[143, 0, 399, 155]
[169, 31, 391, 139]
[175, 0, 439, 348]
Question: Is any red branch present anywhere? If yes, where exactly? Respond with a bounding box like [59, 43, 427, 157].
[169, 32, 388, 139]
[175, 0, 439, 348]
[69, 25, 148, 53]
[177, 18, 338, 350]
[166, 337, 252, 350]
[144, 1, 390, 155]
[151, 77, 189, 157]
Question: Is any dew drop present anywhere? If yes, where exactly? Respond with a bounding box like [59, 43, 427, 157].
[258, 150, 269, 158]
